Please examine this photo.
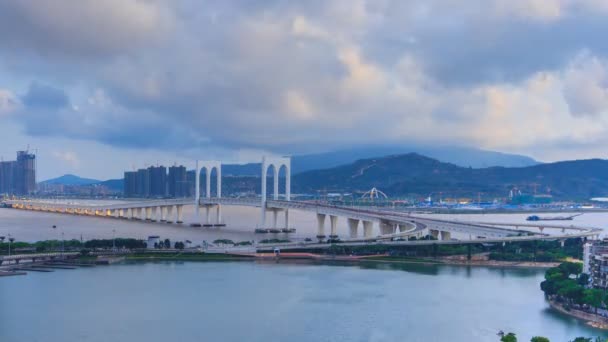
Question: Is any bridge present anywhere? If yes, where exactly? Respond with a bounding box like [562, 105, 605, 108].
[2, 156, 602, 244]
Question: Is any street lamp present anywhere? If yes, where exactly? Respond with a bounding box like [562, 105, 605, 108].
[8, 234, 14, 257]
[61, 231, 65, 259]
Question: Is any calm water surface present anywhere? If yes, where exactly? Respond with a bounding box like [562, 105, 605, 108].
[0, 261, 606, 342]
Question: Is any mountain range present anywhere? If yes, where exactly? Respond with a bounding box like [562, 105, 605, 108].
[220, 145, 538, 176]
[291, 153, 608, 199]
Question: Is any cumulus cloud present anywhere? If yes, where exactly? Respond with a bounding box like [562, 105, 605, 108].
[2, 0, 608, 161]
[563, 53, 608, 117]
[0, 0, 172, 58]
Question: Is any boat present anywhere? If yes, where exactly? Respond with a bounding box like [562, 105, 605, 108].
[526, 213, 583, 221]
[281, 228, 296, 233]
[268, 228, 281, 233]
[255, 228, 270, 234]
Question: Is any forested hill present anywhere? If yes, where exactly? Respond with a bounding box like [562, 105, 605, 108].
[291, 153, 608, 199]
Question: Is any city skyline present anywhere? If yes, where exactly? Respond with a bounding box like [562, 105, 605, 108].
[3, 1, 608, 180]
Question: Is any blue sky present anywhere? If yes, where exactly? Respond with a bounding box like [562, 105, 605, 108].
[2, 0, 608, 180]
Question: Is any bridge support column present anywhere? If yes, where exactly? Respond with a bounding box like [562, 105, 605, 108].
[284, 209, 289, 229]
[205, 206, 210, 225]
[430, 229, 439, 240]
[398, 224, 407, 232]
[440, 231, 451, 241]
[139, 208, 146, 220]
[348, 218, 359, 238]
[329, 215, 338, 239]
[316, 213, 326, 241]
[363, 221, 374, 238]
[150, 207, 157, 222]
[166, 206, 174, 223]
[176, 205, 184, 224]
[216, 205, 222, 225]
[160, 207, 167, 222]
[273, 209, 278, 229]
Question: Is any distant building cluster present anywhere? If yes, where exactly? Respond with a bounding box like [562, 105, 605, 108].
[124, 165, 195, 198]
[0, 151, 36, 196]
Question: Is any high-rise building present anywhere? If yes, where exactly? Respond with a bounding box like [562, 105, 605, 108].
[136, 168, 150, 197]
[0, 161, 15, 194]
[0, 151, 36, 195]
[148, 165, 167, 197]
[186, 170, 196, 198]
[15, 151, 36, 195]
[124, 171, 138, 197]
[168, 165, 187, 197]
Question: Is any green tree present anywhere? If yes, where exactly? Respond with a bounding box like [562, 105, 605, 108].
[583, 289, 604, 313]
[163, 238, 171, 249]
[501, 332, 517, 342]
[531, 337, 550, 342]
[569, 338, 591, 342]
[559, 262, 582, 278]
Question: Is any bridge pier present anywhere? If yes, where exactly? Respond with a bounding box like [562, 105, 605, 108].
[440, 231, 451, 241]
[430, 229, 439, 240]
[150, 207, 157, 222]
[316, 213, 326, 240]
[159, 206, 166, 222]
[216, 205, 222, 225]
[363, 221, 373, 238]
[329, 215, 338, 239]
[348, 218, 359, 238]
[139, 208, 146, 220]
[166, 206, 174, 223]
[284, 209, 290, 229]
[176, 205, 184, 224]
[273, 209, 278, 229]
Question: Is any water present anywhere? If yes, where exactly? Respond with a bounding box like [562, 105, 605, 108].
[0, 260, 606, 342]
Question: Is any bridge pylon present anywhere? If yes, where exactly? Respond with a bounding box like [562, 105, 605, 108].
[260, 156, 291, 228]
[195, 160, 223, 225]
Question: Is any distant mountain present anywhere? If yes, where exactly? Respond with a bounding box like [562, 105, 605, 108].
[220, 145, 538, 176]
[292, 153, 608, 199]
[40, 174, 101, 186]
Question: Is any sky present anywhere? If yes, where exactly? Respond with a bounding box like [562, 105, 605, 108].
[2, 0, 608, 180]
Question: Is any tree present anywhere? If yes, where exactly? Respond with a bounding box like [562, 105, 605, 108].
[559, 262, 582, 278]
[164, 238, 171, 249]
[531, 337, 550, 342]
[569, 338, 591, 342]
[582, 289, 604, 313]
[501, 332, 517, 342]
[174, 241, 184, 250]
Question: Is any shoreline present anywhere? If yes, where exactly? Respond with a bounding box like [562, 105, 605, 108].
[547, 299, 608, 330]
[120, 252, 560, 269]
